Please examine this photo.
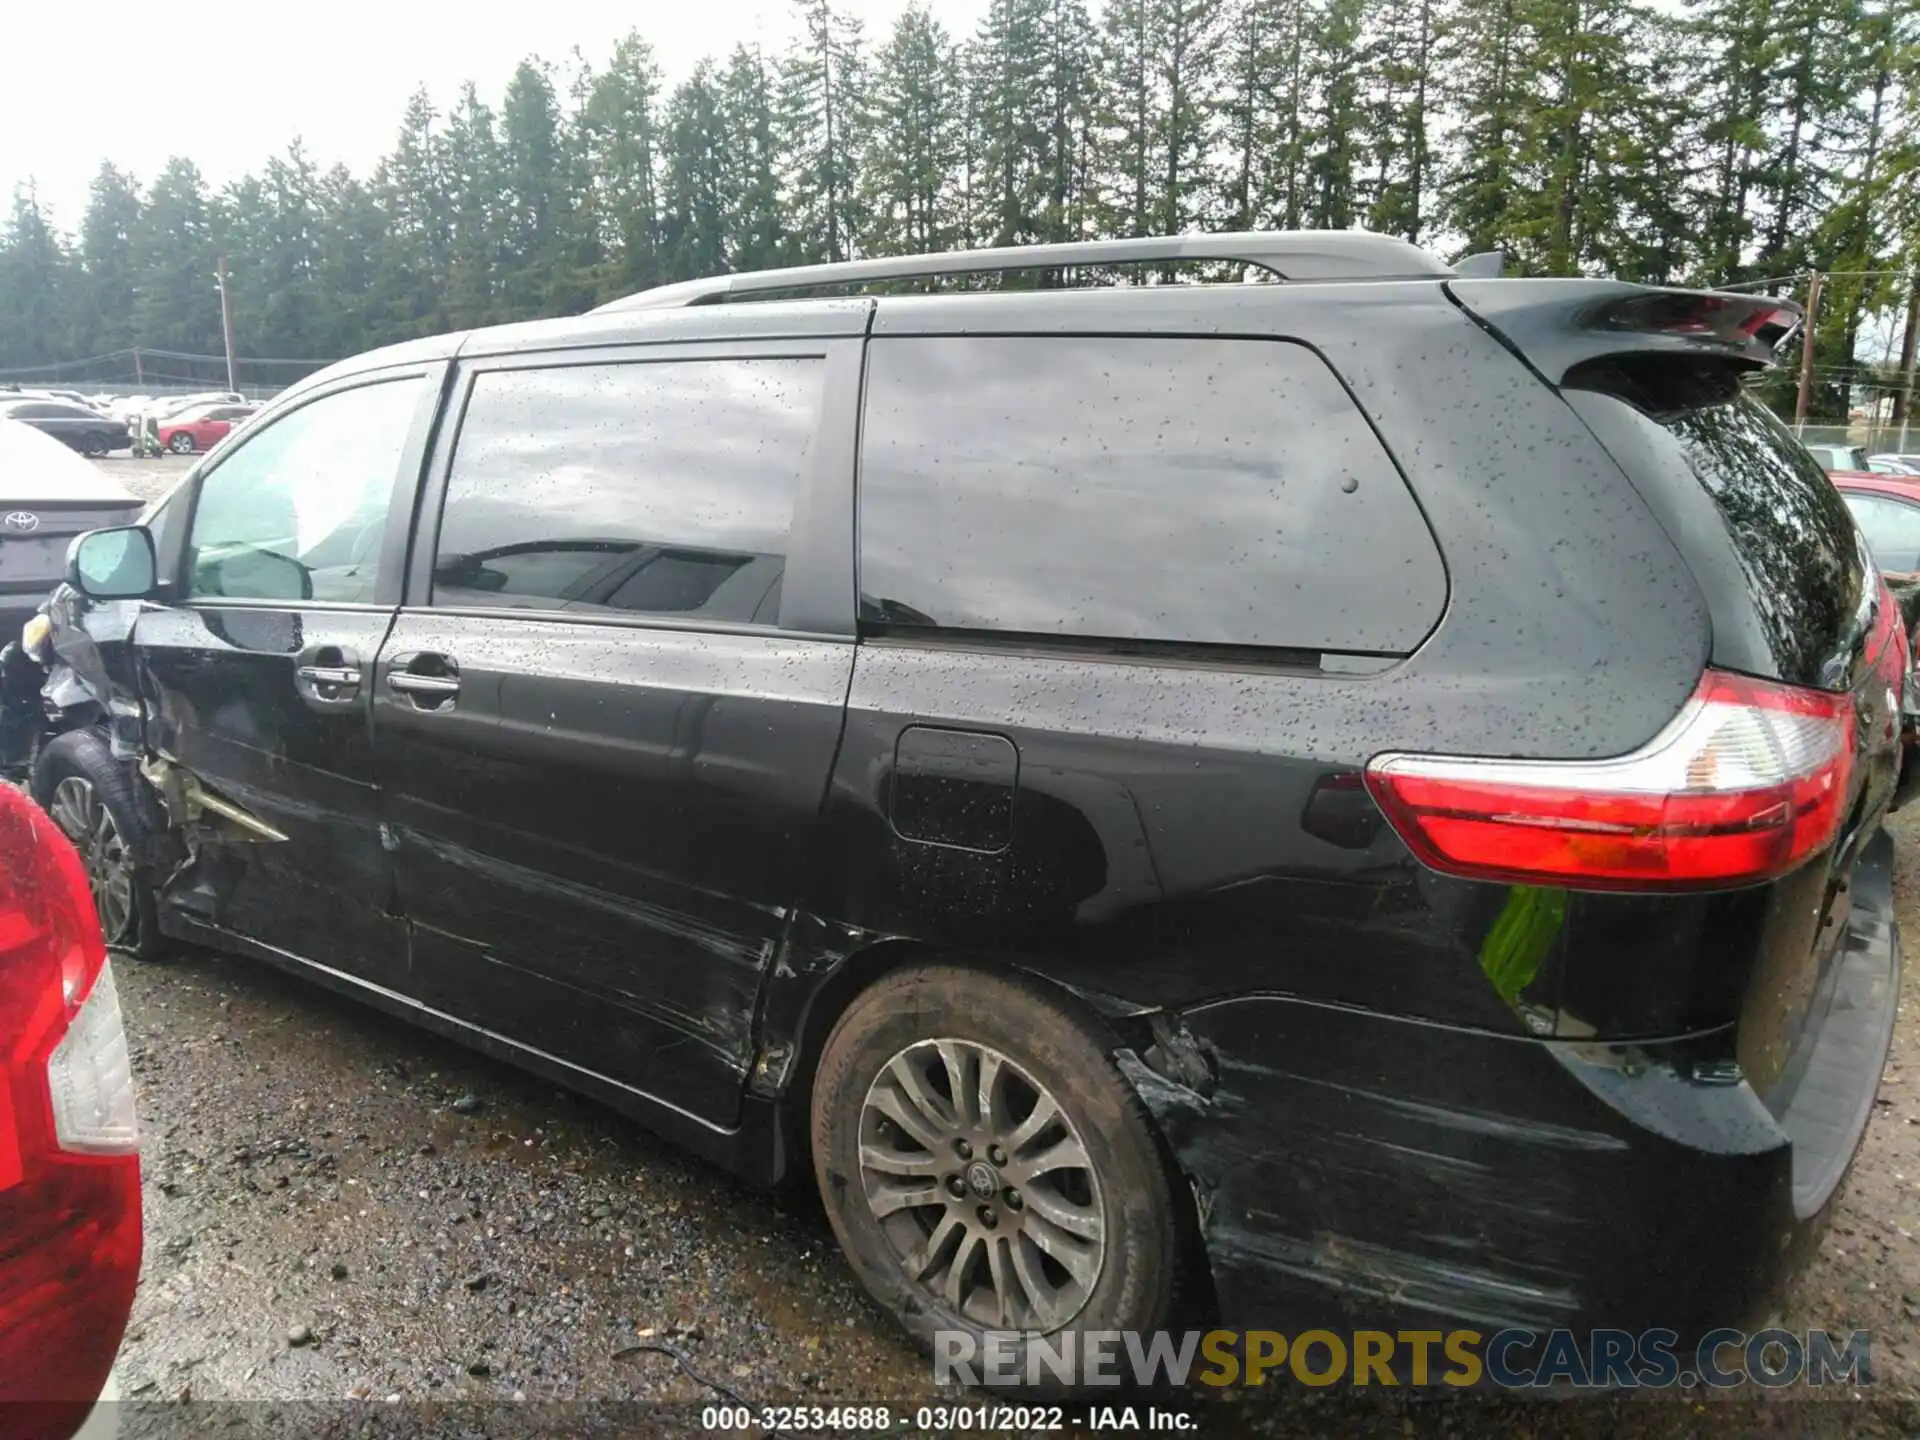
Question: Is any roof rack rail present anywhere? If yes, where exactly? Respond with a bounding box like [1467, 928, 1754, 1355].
[591, 230, 1456, 313]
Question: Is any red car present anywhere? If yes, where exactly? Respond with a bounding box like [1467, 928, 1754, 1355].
[1834, 471, 1920, 782]
[155, 402, 256, 456]
[0, 783, 142, 1439]
[1832, 471, 1920, 587]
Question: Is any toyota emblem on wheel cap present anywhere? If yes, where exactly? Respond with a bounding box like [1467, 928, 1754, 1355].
[2, 512, 39, 533]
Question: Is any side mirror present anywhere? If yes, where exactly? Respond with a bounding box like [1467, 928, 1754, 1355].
[66, 526, 157, 601]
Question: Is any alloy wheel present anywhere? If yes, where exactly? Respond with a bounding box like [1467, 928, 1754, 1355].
[857, 1038, 1105, 1332]
[46, 776, 136, 945]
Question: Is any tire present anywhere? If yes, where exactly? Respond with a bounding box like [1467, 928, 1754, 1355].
[811, 964, 1183, 1385]
[31, 728, 169, 960]
[82, 433, 109, 457]
[167, 431, 195, 454]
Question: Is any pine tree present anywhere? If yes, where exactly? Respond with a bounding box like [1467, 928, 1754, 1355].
[1362, 0, 1438, 242]
[314, 164, 385, 358]
[440, 83, 505, 329]
[582, 33, 666, 297]
[777, 0, 866, 263]
[0, 187, 76, 368]
[251, 140, 326, 358]
[970, 0, 1050, 247]
[73, 163, 143, 355]
[499, 59, 570, 317]
[370, 88, 450, 342]
[662, 63, 731, 282]
[720, 46, 789, 271]
[1681, 0, 1774, 281]
[1302, 0, 1366, 231]
[1095, 0, 1156, 237]
[131, 158, 221, 355]
[1035, 0, 1101, 243]
[860, 6, 962, 256]
[1219, 0, 1309, 231]
[1437, 0, 1532, 256]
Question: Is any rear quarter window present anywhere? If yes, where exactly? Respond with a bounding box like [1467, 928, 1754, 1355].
[1564, 376, 1868, 688]
[855, 335, 1446, 656]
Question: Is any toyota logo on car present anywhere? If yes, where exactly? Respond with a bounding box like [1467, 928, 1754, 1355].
[2, 511, 39, 533]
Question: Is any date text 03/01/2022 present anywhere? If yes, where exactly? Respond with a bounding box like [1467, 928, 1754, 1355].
[699, 1405, 1199, 1431]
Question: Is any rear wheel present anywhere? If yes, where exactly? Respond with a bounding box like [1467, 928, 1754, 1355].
[167, 431, 195, 454]
[82, 433, 109, 457]
[811, 965, 1183, 1379]
[32, 729, 168, 960]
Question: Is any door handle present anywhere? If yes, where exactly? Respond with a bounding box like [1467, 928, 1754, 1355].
[293, 645, 363, 706]
[388, 673, 461, 697]
[296, 665, 362, 687]
[386, 653, 461, 711]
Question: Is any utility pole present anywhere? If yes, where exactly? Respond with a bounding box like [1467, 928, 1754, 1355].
[1896, 270, 1918, 453]
[131, 349, 143, 388]
[1795, 270, 1824, 435]
[215, 256, 239, 395]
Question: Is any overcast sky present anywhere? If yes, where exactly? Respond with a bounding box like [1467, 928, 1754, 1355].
[2, 0, 992, 233]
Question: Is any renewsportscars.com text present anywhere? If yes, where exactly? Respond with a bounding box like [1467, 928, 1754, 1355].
[935, 1327, 1874, 1390]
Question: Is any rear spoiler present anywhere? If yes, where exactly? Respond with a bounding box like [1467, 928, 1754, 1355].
[1447, 279, 1804, 384]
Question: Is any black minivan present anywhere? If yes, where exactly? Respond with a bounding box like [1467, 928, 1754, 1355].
[35, 232, 1904, 1367]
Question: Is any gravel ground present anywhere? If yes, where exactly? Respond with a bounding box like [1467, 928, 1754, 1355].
[80, 453, 1920, 1435]
[98, 452, 195, 503]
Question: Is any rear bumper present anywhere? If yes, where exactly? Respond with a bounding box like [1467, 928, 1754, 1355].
[1146, 833, 1900, 1339]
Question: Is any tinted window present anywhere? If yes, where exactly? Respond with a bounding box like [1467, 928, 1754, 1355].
[1842, 493, 1920, 574]
[431, 359, 822, 626]
[857, 336, 1444, 653]
[185, 376, 424, 604]
[1661, 398, 1866, 680]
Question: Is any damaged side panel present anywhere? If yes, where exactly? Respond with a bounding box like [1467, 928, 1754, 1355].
[135, 603, 411, 994]
[1126, 996, 1802, 1339]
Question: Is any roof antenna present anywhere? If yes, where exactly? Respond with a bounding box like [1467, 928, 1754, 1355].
[1454, 250, 1505, 279]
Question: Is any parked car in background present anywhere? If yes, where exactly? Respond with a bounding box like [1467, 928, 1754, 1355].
[42, 232, 1905, 1376]
[0, 422, 145, 654]
[0, 389, 102, 412]
[0, 781, 142, 1440]
[0, 399, 128, 458]
[1834, 472, 1920, 626]
[1869, 453, 1920, 475]
[155, 401, 257, 455]
[150, 391, 244, 420]
[1830, 471, 1920, 793]
[1805, 440, 1870, 471]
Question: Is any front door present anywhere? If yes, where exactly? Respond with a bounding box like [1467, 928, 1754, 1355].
[134, 366, 444, 989]
[373, 340, 860, 1126]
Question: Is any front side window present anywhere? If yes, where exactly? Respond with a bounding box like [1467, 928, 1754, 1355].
[1842, 493, 1920, 575]
[857, 335, 1446, 654]
[430, 358, 823, 626]
[185, 376, 424, 604]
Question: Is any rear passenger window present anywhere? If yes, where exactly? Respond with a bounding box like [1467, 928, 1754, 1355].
[432, 359, 822, 627]
[856, 336, 1444, 655]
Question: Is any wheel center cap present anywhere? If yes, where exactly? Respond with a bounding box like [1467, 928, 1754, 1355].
[964, 1160, 999, 1199]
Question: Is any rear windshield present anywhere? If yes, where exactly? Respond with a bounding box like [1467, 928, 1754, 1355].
[1564, 364, 1868, 688]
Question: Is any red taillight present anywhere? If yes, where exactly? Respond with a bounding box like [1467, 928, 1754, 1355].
[1365, 669, 1853, 891]
[0, 787, 141, 1422]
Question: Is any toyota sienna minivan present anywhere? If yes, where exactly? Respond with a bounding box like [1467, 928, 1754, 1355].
[25, 231, 1903, 1378]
